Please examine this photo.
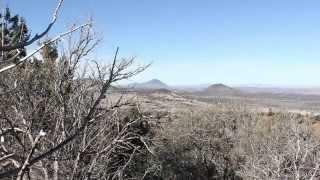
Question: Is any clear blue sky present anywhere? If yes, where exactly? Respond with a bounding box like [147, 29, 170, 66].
[3, 0, 320, 87]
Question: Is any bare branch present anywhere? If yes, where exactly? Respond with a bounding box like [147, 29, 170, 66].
[16, 132, 43, 180]
[0, 0, 65, 51]
[0, 23, 91, 73]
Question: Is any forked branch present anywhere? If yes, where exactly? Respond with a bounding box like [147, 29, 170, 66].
[0, 0, 65, 51]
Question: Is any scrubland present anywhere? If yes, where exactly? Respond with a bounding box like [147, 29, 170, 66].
[103, 91, 320, 180]
[1, 2, 320, 178]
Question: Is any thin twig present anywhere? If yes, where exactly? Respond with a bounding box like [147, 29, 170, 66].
[0, 23, 91, 73]
[0, 0, 65, 51]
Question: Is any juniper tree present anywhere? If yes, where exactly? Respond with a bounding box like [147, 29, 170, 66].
[0, 8, 29, 62]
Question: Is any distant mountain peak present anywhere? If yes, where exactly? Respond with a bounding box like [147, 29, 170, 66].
[208, 83, 231, 89]
[199, 83, 240, 96]
[130, 79, 169, 90]
[148, 79, 164, 83]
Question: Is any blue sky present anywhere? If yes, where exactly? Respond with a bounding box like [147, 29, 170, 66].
[3, 0, 320, 87]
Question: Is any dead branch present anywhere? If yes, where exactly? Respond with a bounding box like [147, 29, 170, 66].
[0, 0, 64, 52]
[0, 23, 91, 73]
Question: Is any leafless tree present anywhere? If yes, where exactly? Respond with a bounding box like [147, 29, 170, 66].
[0, 16, 151, 179]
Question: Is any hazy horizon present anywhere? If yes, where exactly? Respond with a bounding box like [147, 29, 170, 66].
[122, 78, 320, 89]
[5, 0, 320, 86]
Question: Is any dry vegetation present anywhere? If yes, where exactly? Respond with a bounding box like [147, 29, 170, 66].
[135, 102, 320, 180]
[90, 89, 320, 179]
[0, 24, 153, 179]
[1, 1, 320, 180]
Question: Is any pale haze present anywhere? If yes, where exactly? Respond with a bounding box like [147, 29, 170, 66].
[5, 0, 320, 87]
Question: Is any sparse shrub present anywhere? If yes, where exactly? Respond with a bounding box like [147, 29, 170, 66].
[238, 112, 320, 179]
[143, 108, 244, 180]
[138, 105, 320, 180]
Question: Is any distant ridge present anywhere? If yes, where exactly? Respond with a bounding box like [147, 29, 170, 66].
[129, 79, 170, 90]
[199, 83, 240, 96]
[237, 86, 320, 95]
